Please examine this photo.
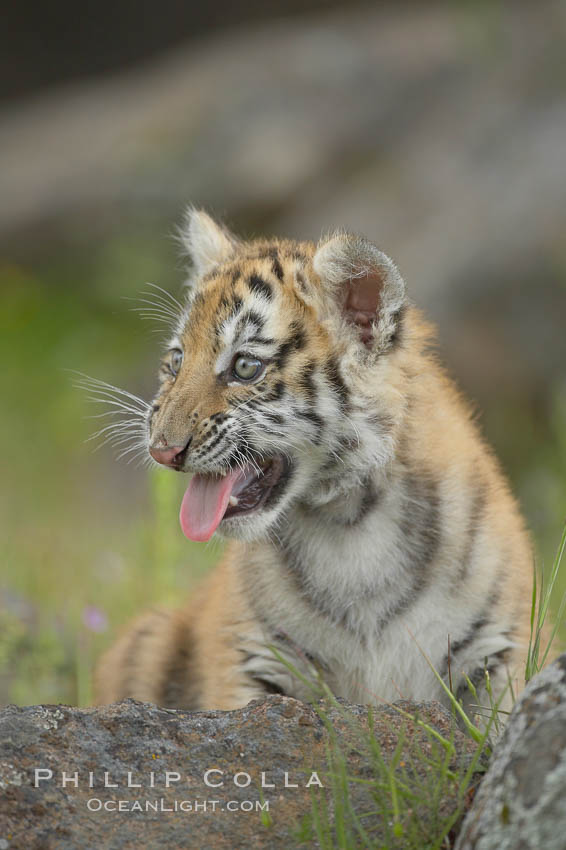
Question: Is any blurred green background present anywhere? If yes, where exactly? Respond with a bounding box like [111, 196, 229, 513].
[1, 0, 565, 706]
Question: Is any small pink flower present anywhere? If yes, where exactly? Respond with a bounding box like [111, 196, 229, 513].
[82, 605, 108, 633]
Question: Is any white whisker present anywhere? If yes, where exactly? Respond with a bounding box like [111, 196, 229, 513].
[82, 395, 148, 417]
[117, 441, 148, 461]
[144, 281, 184, 311]
[86, 419, 145, 442]
[71, 372, 150, 411]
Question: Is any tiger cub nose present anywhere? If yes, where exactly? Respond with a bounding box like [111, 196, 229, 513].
[149, 440, 190, 468]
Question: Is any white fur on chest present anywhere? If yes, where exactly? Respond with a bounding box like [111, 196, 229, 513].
[241, 470, 511, 706]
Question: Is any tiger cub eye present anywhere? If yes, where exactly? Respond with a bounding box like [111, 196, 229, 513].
[170, 349, 183, 375]
[233, 355, 262, 381]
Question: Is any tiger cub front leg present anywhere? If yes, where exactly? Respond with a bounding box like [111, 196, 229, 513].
[95, 556, 313, 710]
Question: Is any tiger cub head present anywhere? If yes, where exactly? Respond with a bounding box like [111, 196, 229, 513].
[148, 209, 407, 542]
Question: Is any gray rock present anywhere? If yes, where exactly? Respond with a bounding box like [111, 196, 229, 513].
[455, 653, 566, 850]
[0, 696, 481, 849]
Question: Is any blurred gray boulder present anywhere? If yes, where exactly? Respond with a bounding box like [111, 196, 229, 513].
[1, 1, 565, 397]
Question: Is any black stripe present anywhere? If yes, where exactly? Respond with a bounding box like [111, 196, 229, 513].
[341, 476, 380, 526]
[376, 473, 441, 634]
[247, 274, 273, 300]
[264, 460, 294, 510]
[250, 247, 284, 282]
[296, 407, 324, 436]
[446, 615, 489, 670]
[338, 435, 359, 451]
[199, 425, 228, 456]
[221, 445, 254, 469]
[247, 334, 275, 346]
[364, 411, 394, 434]
[160, 620, 199, 709]
[274, 322, 306, 369]
[399, 472, 441, 570]
[200, 436, 235, 466]
[324, 356, 350, 412]
[120, 611, 168, 699]
[316, 434, 358, 474]
[255, 246, 278, 260]
[296, 360, 318, 404]
[271, 256, 284, 282]
[440, 582, 502, 680]
[272, 631, 322, 668]
[455, 648, 511, 702]
[279, 635, 323, 672]
[458, 480, 488, 582]
[229, 296, 243, 316]
[238, 309, 264, 330]
[250, 676, 285, 695]
[242, 396, 261, 410]
[263, 410, 285, 425]
[217, 296, 244, 336]
[262, 380, 286, 402]
[276, 536, 358, 636]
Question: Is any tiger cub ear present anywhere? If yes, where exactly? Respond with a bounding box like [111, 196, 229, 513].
[180, 208, 238, 277]
[313, 233, 406, 352]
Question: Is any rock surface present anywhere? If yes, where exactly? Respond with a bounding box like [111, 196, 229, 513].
[0, 696, 480, 849]
[455, 653, 566, 850]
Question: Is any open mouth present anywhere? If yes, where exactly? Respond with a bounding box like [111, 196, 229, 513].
[179, 456, 288, 542]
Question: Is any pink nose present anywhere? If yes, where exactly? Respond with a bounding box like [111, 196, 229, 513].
[149, 444, 187, 468]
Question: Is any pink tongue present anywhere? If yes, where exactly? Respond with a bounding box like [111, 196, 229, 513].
[179, 469, 244, 542]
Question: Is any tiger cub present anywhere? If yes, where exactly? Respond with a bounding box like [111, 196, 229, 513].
[95, 208, 534, 725]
